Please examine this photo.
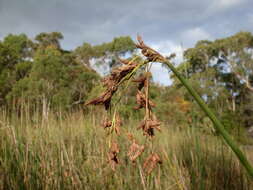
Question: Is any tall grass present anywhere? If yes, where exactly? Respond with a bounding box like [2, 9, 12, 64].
[0, 109, 252, 190]
[134, 35, 253, 177]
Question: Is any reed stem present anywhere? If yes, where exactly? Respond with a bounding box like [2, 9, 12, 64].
[162, 59, 253, 178]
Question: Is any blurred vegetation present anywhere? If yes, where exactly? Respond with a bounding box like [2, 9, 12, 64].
[1, 31, 253, 188]
[0, 110, 252, 190]
[1, 31, 253, 139]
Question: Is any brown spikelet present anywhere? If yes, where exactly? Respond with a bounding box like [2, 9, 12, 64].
[103, 59, 138, 88]
[136, 35, 164, 62]
[101, 118, 112, 129]
[143, 153, 162, 175]
[136, 35, 145, 48]
[85, 89, 116, 110]
[127, 141, 145, 162]
[132, 72, 151, 90]
[137, 117, 161, 137]
[132, 75, 147, 90]
[86, 58, 139, 110]
[126, 132, 135, 142]
[134, 90, 156, 110]
[101, 114, 122, 135]
[108, 142, 120, 171]
[114, 114, 122, 135]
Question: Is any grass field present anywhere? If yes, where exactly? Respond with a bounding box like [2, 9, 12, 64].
[0, 109, 252, 190]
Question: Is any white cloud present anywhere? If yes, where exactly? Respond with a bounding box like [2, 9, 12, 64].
[150, 63, 172, 86]
[149, 40, 184, 86]
[151, 40, 184, 64]
[208, 0, 246, 14]
[181, 27, 212, 46]
[217, 0, 244, 9]
[248, 13, 253, 25]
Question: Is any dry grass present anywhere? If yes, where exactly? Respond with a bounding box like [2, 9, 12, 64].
[0, 110, 252, 190]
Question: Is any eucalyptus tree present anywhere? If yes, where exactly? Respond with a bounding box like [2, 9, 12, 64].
[179, 31, 253, 127]
[73, 36, 136, 70]
[0, 34, 33, 106]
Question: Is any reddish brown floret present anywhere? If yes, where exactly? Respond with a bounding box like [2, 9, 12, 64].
[143, 153, 162, 175]
[127, 141, 145, 162]
[86, 58, 139, 110]
[134, 90, 156, 110]
[85, 89, 116, 110]
[114, 114, 122, 135]
[136, 35, 164, 62]
[101, 114, 122, 135]
[108, 142, 120, 171]
[137, 118, 161, 137]
[132, 74, 149, 90]
[102, 118, 112, 129]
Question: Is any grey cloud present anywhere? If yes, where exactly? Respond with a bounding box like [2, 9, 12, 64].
[0, 0, 252, 84]
[1, 0, 252, 49]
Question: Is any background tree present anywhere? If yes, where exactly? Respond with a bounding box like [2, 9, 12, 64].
[73, 36, 136, 71]
[0, 34, 33, 106]
[177, 31, 253, 129]
[35, 32, 63, 49]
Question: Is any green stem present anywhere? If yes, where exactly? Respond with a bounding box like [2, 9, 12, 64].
[162, 60, 253, 177]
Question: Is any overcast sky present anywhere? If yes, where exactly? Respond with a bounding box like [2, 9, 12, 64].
[0, 0, 253, 85]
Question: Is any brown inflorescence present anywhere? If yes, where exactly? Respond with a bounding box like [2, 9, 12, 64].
[85, 36, 165, 173]
[114, 114, 122, 135]
[132, 74, 149, 90]
[136, 35, 165, 62]
[108, 142, 120, 171]
[137, 117, 161, 138]
[127, 141, 145, 162]
[134, 90, 156, 110]
[86, 59, 139, 110]
[101, 114, 122, 135]
[102, 118, 112, 129]
[143, 153, 162, 175]
[85, 89, 116, 110]
[126, 132, 135, 142]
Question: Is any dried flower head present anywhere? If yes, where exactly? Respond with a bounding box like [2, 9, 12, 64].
[134, 90, 156, 110]
[138, 118, 161, 137]
[86, 58, 139, 110]
[102, 118, 112, 129]
[85, 89, 116, 110]
[108, 142, 120, 171]
[126, 132, 135, 142]
[132, 72, 151, 90]
[136, 35, 164, 62]
[114, 114, 122, 135]
[101, 114, 122, 135]
[127, 141, 145, 162]
[143, 153, 162, 175]
[85, 36, 166, 175]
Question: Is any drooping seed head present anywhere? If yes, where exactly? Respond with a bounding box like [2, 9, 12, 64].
[143, 153, 162, 175]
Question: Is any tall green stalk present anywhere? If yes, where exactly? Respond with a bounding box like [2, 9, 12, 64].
[162, 60, 253, 178]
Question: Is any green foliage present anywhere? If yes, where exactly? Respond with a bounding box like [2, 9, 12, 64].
[93, 36, 136, 56]
[1, 31, 253, 138]
[0, 32, 138, 111]
[35, 32, 63, 49]
[1, 30, 253, 188]
[0, 33, 102, 110]
[175, 31, 253, 131]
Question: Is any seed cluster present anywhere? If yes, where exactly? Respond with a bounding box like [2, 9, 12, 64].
[85, 58, 138, 110]
[85, 36, 177, 174]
